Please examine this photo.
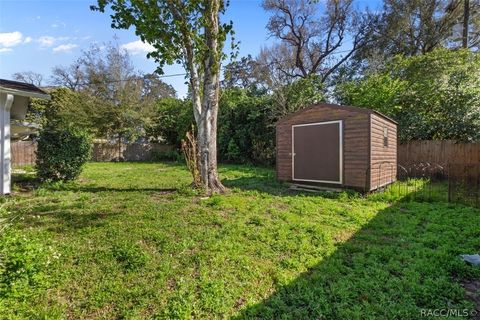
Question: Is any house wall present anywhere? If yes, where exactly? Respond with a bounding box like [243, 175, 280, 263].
[276, 106, 370, 190]
[369, 113, 397, 190]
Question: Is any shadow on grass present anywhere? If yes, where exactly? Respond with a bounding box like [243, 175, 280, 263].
[234, 189, 480, 319]
[11, 172, 41, 193]
[222, 175, 292, 196]
[73, 186, 178, 194]
[221, 175, 356, 199]
[19, 203, 121, 233]
[12, 172, 178, 195]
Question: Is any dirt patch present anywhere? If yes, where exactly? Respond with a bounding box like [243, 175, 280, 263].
[460, 278, 480, 319]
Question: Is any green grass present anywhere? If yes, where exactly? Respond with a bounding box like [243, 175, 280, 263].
[1, 162, 479, 319]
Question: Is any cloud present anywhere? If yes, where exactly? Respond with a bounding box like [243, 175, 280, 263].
[0, 31, 23, 47]
[37, 35, 70, 47]
[0, 48, 13, 53]
[121, 40, 154, 55]
[38, 36, 56, 47]
[52, 43, 78, 53]
[51, 21, 66, 28]
[24, 36, 32, 44]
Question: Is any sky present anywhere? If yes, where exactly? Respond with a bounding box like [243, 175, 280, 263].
[0, 0, 380, 98]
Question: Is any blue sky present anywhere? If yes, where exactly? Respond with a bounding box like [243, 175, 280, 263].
[0, 0, 380, 97]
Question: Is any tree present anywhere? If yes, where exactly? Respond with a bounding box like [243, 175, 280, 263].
[261, 0, 376, 83]
[218, 88, 275, 165]
[92, 0, 234, 193]
[141, 73, 177, 101]
[12, 71, 44, 87]
[357, 0, 480, 61]
[145, 97, 194, 146]
[221, 55, 272, 92]
[28, 88, 96, 133]
[51, 63, 84, 91]
[270, 75, 324, 119]
[336, 49, 480, 142]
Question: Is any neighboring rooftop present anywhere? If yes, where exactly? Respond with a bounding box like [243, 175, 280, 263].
[0, 79, 50, 99]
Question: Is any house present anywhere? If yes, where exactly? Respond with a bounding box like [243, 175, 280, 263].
[276, 103, 397, 192]
[0, 79, 50, 195]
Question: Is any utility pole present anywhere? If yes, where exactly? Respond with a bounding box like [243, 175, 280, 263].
[463, 0, 470, 48]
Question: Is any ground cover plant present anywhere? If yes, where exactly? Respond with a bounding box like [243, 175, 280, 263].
[1, 163, 479, 319]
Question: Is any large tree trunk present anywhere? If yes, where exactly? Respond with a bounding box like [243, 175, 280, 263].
[197, 105, 225, 193]
[186, 0, 226, 194]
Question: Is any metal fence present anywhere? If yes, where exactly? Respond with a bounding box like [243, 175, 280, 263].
[369, 162, 480, 208]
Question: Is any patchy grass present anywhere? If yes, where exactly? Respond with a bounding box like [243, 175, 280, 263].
[1, 162, 479, 319]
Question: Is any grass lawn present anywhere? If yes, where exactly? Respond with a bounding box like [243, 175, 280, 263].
[1, 162, 480, 319]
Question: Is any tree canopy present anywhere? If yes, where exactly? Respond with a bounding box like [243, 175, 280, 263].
[336, 49, 480, 142]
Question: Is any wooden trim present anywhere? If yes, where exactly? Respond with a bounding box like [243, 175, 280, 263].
[365, 114, 372, 192]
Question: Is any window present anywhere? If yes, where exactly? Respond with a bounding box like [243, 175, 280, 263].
[383, 127, 389, 147]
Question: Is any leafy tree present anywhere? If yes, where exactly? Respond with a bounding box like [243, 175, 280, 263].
[354, 0, 480, 68]
[146, 98, 194, 146]
[337, 49, 480, 142]
[271, 76, 325, 120]
[28, 88, 96, 133]
[92, 0, 235, 193]
[141, 73, 177, 101]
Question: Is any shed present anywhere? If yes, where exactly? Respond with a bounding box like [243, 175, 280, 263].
[0, 79, 50, 195]
[276, 103, 397, 192]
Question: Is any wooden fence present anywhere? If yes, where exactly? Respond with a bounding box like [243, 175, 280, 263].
[11, 141, 175, 166]
[12, 140, 480, 167]
[397, 140, 480, 166]
[12, 141, 37, 166]
[91, 142, 175, 162]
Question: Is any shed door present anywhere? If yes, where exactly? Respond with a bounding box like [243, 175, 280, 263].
[292, 121, 343, 184]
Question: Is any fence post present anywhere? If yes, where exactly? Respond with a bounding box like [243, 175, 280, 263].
[448, 163, 451, 203]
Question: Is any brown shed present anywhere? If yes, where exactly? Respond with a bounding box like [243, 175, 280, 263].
[276, 103, 397, 192]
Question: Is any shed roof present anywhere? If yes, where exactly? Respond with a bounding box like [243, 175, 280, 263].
[0, 79, 50, 99]
[276, 103, 397, 125]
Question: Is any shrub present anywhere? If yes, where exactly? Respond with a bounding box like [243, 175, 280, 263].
[35, 125, 91, 182]
[151, 150, 183, 162]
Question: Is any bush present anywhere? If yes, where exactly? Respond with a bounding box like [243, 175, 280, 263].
[35, 125, 92, 182]
[151, 150, 183, 162]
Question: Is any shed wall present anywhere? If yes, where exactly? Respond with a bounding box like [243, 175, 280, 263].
[369, 113, 397, 190]
[276, 107, 369, 189]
